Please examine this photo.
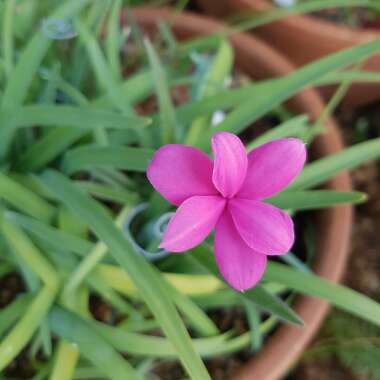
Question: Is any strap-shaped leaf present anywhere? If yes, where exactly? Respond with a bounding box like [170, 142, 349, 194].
[289, 137, 380, 190]
[61, 145, 154, 175]
[0, 105, 149, 130]
[268, 190, 366, 210]
[265, 262, 380, 328]
[49, 307, 139, 380]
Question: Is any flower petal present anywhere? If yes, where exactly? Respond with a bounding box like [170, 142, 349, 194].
[147, 145, 218, 206]
[212, 132, 248, 198]
[238, 138, 306, 200]
[229, 198, 294, 256]
[160, 195, 226, 252]
[214, 210, 267, 292]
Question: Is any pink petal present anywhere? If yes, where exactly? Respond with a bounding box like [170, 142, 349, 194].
[238, 138, 306, 200]
[147, 145, 218, 206]
[214, 210, 267, 292]
[229, 198, 294, 256]
[160, 195, 226, 252]
[211, 132, 248, 198]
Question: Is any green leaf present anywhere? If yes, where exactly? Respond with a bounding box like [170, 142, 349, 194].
[244, 285, 303, 325]
[16, 128, 85, 172]
[0, 173, 55, 223]
[77, 19, 134, 116]
[264, 262, 380, 328]
[40, 171, 211, 380]
[267, 191, 367, 210]
[92, 319, 230, 358]
[290, 137, 380, 190]
[0, 287, 56, 371]
[280, 252, 312, 274]
[2, 0, 15, 78]
[161, 276, 219, 337]
[49, 307, 139, 380]
[242, 298, 262, 352]
[317, 70, 380, 85]
[106, 0, 122, 80]
[0, 294, 32, 337]
[186, 40, 233, 145]
[6, 211, 93, 257]
[75, 181, 139, 205]
[61, 145, 154, 175]
[245, 115, 311, 150]
[0, 105, 149, 130]
[145, 38, 179, 144]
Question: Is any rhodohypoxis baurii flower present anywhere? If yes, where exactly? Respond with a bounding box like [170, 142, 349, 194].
[147, 132, 306, 291]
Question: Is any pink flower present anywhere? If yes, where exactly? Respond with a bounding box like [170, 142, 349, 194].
[147, 132, 306, 291]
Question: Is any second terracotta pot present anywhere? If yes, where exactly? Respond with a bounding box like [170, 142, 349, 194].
[196, 0, 380, 109]
[129, 7, 352, 380]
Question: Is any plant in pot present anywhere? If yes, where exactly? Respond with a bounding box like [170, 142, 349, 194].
[1, 1, 380, 380]
[194, 0, 380, 109]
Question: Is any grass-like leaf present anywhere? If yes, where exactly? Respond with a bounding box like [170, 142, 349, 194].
[145, 38, 179, 144]
[0, 105, 149, 130]
[290, 137, 380, 190]
[61, 145, 154, 175]
[49, 307, 139, 380]
[268, 191, 367, 210]
[0, 173, 55, 223]
[265, 262, 380, 328]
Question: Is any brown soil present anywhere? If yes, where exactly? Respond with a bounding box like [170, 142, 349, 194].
[0, 273, 25, 308]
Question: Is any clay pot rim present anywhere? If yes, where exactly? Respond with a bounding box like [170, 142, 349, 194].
[130, 7, 353, 380]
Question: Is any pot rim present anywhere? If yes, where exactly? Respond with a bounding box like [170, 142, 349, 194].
[129, 7, 353, 380]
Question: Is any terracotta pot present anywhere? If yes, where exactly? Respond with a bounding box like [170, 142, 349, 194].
[130, 7, 353, 380]
[195, 0, 380, 109]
